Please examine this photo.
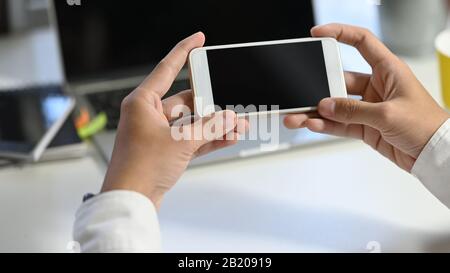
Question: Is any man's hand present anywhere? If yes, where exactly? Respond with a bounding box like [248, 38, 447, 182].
[101, 32, 247, 208]
[285, 24, 450, 171]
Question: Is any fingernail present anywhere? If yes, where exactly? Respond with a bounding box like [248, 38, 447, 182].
[189, 32, 201, 39]
[320, 99, 336, 117]
[310, 25, 320, 35]
[194, 31, 204, 38]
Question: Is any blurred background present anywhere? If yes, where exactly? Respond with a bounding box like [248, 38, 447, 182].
[0, 0, 448, 85]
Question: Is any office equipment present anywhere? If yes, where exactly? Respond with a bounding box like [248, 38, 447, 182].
[50, 0, 339, 165]
[0, 117, 89, 167]
[6, 0, 49, 33]
[38, 117, 88, 162]
[189, 38, 346, 117]
[0, 0, 8, 35]
[0, 85, 75, 161]
[378, 0, 447, 56]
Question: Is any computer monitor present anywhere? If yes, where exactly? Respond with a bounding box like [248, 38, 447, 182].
[52, 0, 315, 83]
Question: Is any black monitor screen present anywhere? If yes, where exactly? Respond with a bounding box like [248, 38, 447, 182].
[53, 0, 315, 82]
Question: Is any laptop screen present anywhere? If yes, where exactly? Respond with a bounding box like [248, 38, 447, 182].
[53, 0, 315, 83]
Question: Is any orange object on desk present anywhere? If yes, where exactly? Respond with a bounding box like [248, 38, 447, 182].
[75, 108, 91, 130]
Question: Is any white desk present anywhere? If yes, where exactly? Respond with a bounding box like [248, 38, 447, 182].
[0, 155, 105, 252]
[1, 2, 450, 253]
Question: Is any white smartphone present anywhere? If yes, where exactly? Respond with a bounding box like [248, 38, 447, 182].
[189, 38, 347, 117]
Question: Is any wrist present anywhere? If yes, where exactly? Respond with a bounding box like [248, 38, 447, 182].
[100, 179, 165, 210]
[101, 164, 165, 209]
[417, 111, 450, 157]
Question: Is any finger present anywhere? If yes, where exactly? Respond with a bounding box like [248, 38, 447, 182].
[190, 110, 238, 147]
[194, 132, 239, 158]
[306, 118, 415, 171]
[284, 114, 308, 129]
[137, 32, 206, 98]
[283, 112, 320, 129]
[304, 118, 364, 140]
[318, 98, 383, 128]
[162, 90, 194, 121]
[235, 118, 249, 135]
[311, 24, 394, 67]
[345, 71, 371, 96]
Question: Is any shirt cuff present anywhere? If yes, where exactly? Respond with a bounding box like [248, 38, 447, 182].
[73, 190, 161, 253]
[412, 118, 450, 208]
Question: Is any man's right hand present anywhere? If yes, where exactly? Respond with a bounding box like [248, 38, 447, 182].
[284, 24, 450, 172]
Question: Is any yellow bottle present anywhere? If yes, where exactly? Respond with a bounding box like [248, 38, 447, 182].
[436, 30, 450, 109]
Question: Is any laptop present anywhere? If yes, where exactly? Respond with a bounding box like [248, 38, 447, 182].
[50, 0, 340, 166]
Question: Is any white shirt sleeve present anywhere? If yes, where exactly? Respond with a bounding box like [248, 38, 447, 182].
[73, 190, 161, 253]
[412, 119, 450, 208]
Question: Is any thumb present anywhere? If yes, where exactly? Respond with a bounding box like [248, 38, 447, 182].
[190, 110, 238, 147]
[318, 98, 382, 128]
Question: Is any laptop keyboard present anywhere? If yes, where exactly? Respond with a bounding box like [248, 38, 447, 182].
[86, 79, 191, 130]
[86, 88, 131, 130]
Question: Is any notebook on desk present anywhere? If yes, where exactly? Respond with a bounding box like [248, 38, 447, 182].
[50, 0, 340, 166]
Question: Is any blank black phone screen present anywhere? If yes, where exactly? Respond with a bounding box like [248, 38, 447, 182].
[207, 41, 330, 112]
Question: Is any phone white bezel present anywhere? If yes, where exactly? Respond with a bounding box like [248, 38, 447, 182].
[189, 37, 347, 117]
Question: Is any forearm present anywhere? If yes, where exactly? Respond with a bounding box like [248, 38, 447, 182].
[412, 119, 450, 208]
[73, 191, 161, 253]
